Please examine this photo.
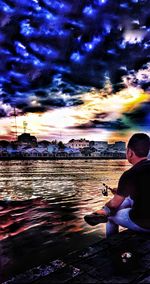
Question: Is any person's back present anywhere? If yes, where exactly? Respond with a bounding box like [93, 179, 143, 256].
[128, 159, 150, 229]
[84, 133, 150, 237]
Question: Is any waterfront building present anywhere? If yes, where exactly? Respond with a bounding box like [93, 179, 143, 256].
[0, 144, 18, 157]
[114, 141, 126, 152]
[80, 147, 93, 157]
[38, 140, 51, 148]
[91, 151, 101, 157]
[8, 149, 21, 157]
[21, 144, 58, 158]
[107, 141, 126, 153]
[55, 147, 81, 158]
[0, 136, 126, 159]
[22, 148, 42, 157]
[65, 148, 81, 157]
[66, 139, 89, 149]
[90, 141, 108, 151]
[0, 149, 9, 157]
[47, 145, 58, 153]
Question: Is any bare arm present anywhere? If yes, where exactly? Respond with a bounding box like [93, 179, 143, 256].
[105, 194, 125, 210]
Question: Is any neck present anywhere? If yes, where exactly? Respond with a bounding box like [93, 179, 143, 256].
[132, 157, 147, 166]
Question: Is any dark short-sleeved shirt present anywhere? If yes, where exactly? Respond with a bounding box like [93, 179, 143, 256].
[117, 159, 150, 229]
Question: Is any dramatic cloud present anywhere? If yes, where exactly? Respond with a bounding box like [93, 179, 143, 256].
[0, 0, 149, 141]
[0, 101, 15, 117]
[0, 0, 149, 111]
[0, 86, 149, 141]
[125, 101, 150, 129]
[69, 119, 131, 130]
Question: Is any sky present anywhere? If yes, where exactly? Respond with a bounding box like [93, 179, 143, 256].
[0, 0, 150, 142]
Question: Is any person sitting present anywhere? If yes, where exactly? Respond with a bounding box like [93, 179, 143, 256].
[84, 133, 150, 237]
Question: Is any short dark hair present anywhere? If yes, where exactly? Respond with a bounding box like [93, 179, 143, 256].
[128, 133, 150, 157]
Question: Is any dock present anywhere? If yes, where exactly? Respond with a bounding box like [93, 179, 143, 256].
[3, 230, 150, 284]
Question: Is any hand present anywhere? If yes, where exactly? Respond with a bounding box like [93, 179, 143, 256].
[102, 184, 117, 196]
[110, 188, 117, 195]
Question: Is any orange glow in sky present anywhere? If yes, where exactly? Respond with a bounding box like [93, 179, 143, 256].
[0, 86, 149, 142]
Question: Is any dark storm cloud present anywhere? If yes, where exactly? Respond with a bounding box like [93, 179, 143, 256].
[95, 112, 110, 119]
[22, 106, 48, 113]
[15, 74, 88, 114]
[0, 74, 89, 114]
[0, 108, 7, 117]
[125, 102, 150, 128]
[68, 119, 130, 131]
[0, 0, 149, 113]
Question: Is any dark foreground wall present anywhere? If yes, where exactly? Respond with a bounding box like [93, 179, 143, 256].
[1, 229, 150, 283]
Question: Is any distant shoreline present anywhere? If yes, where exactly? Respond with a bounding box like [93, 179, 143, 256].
[0, 157, 126, 161]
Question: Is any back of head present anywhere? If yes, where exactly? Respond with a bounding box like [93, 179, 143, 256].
[128, 133, 150, 158]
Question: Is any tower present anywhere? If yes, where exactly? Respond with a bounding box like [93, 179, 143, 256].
[14, 107, 18, 140]
[23, 121, 28, 134]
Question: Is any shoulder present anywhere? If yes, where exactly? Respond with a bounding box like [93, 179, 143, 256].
[117, 167, 135, 197]
[118, 167, 135, 188]
[120, 168, 134, 181]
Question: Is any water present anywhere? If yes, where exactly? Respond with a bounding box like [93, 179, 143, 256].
[0, 159, 130, 281]
[0, 160, 130, 238]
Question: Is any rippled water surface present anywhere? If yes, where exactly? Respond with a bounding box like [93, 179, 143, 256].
[0, 159, 130, 238]
[0, 159, 131, 281]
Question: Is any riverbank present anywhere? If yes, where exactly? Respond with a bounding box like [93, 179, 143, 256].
[0, 156, 126, 161]
[2, 230, 150, 283]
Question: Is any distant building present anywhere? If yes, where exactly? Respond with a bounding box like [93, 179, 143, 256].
[107, 144, 114, 152]
[17, 133, 37, 147]
[22, 148, 41, 157]
[90, 141, 108, 151]
[55, 147, 81, 158]
[22, 145, 58, 158]
[66, 139, 89, 149]
[47, 145, 58, 153]
[65, 147, 81, 157]
[107, 141, 126, 153]
[0, 149, 9, 157]
[7, 148, 21, 157]
[91, 151, 101, 157]
[114, 141, 126, 152]
[38, 140, 51, 148]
